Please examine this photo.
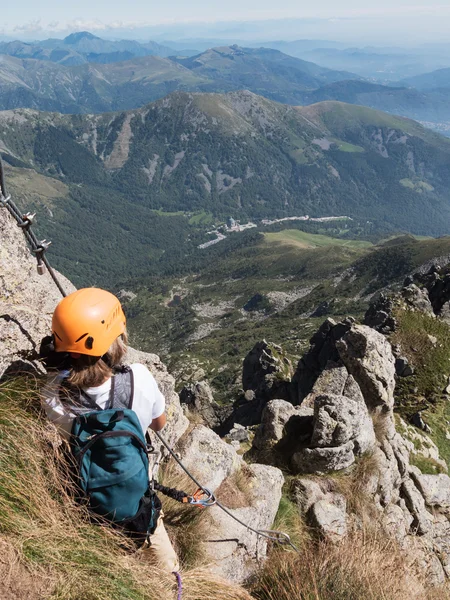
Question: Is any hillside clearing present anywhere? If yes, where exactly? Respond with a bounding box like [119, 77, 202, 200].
[264, 230, 373, 249]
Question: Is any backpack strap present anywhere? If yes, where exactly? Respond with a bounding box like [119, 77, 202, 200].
[109, 366, 134, 410]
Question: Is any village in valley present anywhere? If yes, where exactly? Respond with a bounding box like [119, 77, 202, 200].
[198, 215, 352, 249]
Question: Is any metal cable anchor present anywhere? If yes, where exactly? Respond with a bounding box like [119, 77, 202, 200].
[0, 193, 11, 206]
[18, 212, 36, 230]
[33, 240, 52, 275]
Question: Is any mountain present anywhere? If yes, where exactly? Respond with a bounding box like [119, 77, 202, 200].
[0, 31, 177, 67]
[1, 91, 450, 289]
[300, 80, 450, 126]
[0, 54, 212, 113]
[400, 67, 450, 90]
[174, 46, 360, 103]
[264, 43, 450, 83]
[0, 45, 360, 113]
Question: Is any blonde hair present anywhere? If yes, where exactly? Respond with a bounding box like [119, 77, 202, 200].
[67, 331, 128, 388]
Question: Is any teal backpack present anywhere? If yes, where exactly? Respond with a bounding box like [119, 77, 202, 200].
[61, 367, 161, 542]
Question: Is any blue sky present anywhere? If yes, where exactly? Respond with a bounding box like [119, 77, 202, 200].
[2, 1, 449, 43]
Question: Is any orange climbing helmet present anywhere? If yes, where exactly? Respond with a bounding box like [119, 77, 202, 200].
[52, 288, 126, 357]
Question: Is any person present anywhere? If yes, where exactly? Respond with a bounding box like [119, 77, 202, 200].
[40, 287, 179, 573]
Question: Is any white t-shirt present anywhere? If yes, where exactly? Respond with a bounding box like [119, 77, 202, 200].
[40, 363, 165, 440]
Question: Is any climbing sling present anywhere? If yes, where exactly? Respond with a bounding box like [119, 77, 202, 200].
[61, 366, 161, 543]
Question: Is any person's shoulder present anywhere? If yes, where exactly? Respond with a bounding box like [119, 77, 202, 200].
[129, 363, 157, 383]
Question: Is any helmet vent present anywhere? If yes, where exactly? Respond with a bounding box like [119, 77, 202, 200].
[53, 331, 62, 341]
[75, 333, 89, 343]
[85, 336, 94, 350]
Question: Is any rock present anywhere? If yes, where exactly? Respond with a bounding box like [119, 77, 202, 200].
[252, 399, 303, 451]
[310, 496, 347, 542]
[310, 393, 376, 455]
[363, 293, 397, 333]
[205, 463, 284, 582]
[402, 284, 434, 314]
[242, 340, 293, 401]
[294, 478, 327, 514]
[410, 412, 432, 434]
[382, 504, 412, 543]
[428, 335, 438, 346]
[226, 423, 251, 443]
[179, 381, 223, 429]
[175, 425, 241, 492]
[292, 441, 355, 474]
[0, 209, 75, 378]
[401, 478, 433, 535]
[395, 356, 414, 377]
[336, 324, 396, 411]
[415, 474, 450, 509]
[311, 300, 331, 318]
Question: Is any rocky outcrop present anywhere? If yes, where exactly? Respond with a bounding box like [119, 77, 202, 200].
[242, 340, 293, 402]
[179, 380, 231, 430]
[0, 209, 74, 378]
[250, 317, 450, 585]
[174, 424, 284, 582]
[363, 293, 397, 333]
[204, 463, 284, 582]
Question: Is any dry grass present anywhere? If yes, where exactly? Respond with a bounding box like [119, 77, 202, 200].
[0, 377, 253, 600]
[215, 465, 255, 509]
[157, 461, 211, 569]
[250, 528, 439, 600]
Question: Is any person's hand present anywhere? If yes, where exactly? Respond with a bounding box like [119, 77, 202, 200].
[39, 335, 72, 371]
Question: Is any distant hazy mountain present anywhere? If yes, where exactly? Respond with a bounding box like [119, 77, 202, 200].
[174, 46, 360, 103]
[0, 46, 360, 113]
[301, 80, 450, 126]
[400, 68, 450, 91]
[261, 44, 450, 83]
[0, 31, 177, 67]
[1, 91, 449, 238]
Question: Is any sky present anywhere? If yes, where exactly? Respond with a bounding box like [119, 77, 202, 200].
[2, 1, 450, 44]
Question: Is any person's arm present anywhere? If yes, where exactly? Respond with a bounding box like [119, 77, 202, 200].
[149, 413, 166, 431]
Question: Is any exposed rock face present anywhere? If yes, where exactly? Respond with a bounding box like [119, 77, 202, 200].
[294, 478, 347, 542]
[174, 424, 284, 582]
[179, 380, 225, 429]
[250, 316, 450, 584]
[363, 293, 397, 333]
[402, 284, 434, 314]
[336, 325, 396, 411]
[176, 425, 241, 492]
[242, 340, 293, 402]
[0, 209, 74, 378]
[126, 347, 189, 448]
[205, 463, 284, 582]
[252, 399, 305, 454]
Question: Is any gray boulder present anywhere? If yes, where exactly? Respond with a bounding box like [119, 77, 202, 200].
[252, 399, 304, 451]
[336, 325, 396, 411]
[226, 423, 251, 443]
[175, 425, 241, 492]
[205, 463, 284, 582]
[310, 496, 347, 542]
[416, 474, 450, 509]
[292, 441, 355, 474]
[127, 348, 189, 449]
[402, 284, 434, 314]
